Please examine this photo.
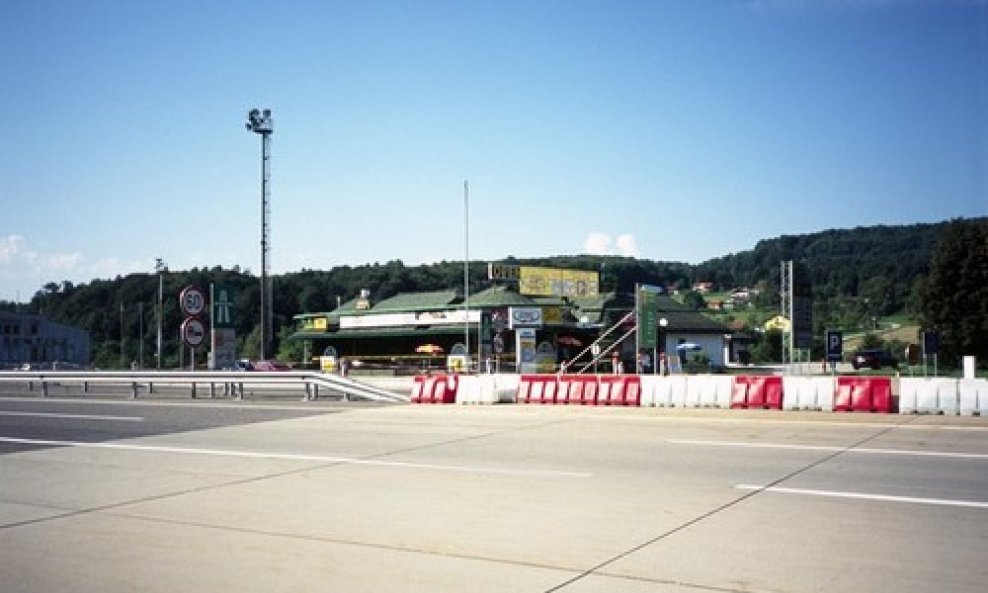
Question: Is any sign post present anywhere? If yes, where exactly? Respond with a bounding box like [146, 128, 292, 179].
[636, 285, 661, 375]
[826, 329, 843, 374]
[179, 285, 206, 371]
[210, 284, 237, 370]
[922, 330, 940, 377]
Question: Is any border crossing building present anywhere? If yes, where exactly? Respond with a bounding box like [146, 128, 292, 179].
[290, 265, 734, 373]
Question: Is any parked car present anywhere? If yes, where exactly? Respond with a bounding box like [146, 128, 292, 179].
[231, 359, 253, 371]
[251, 360, 291, 372]
[851, 349, 898, 371]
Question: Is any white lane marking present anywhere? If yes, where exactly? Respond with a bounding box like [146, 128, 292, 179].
[736, 484, 988, 510]
[623, 415, 988, 431]
[0, 437, 591, 479]
[0, 411, 144, 422]
[669, 439, 988, 460]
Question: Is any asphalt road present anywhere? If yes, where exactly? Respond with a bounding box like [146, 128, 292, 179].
[0, 397, 986, 592]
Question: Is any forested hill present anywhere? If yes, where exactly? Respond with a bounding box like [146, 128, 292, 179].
[693, 221, 963, 316]
[4, 217, 984, 367]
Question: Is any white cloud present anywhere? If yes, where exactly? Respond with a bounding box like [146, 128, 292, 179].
[583, 232, 639, 257]
[0, 234, 91, 298]
[0, 235, 27, 263]
[615, 234, 639, 258]
[583, 232, 612, 255]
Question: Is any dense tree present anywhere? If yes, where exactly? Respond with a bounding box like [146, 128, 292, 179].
[918, 219, 988, 369]
[681, 290, 707, 311]
[13, 218, 984, 367]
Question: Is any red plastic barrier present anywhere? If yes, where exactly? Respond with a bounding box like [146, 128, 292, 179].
[559, 375, 599, 405]
[410, 374, 459, 404]
[517, 374, 559, 404]
[834, 377, 891, 413]
[598, 376, 642, 406]
[411, 375, 428, 403]
[731, 376, 783, 410]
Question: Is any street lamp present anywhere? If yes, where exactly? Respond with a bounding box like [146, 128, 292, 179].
[155, 258, 167, 369]
[659, 317, 669, 375]
[245, 108, 274, 360]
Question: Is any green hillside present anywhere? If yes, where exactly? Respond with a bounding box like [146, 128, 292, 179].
[3, 217, 984, 369]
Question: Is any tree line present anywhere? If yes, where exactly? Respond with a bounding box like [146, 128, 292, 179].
[3, 218, 984, 369]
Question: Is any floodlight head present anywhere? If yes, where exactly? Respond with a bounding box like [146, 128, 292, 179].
[245, 107, 273, 135]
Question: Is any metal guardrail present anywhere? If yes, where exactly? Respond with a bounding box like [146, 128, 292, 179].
[0, 370, 409, 403]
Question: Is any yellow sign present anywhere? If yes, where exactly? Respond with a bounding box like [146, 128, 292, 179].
[300, 316, 328, 331]
[518, 266, 599, 298]
[764, 315, 791, 332]
[542, 307, 563, 325]
[488, 263, 521, 281]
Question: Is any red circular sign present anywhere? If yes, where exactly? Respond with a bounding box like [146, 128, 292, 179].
[179, 285, 206, 317]
[181, 317, 206, 348]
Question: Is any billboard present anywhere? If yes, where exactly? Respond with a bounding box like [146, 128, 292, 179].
[518, 266, 599, 297]
[488, 264, 599, 297]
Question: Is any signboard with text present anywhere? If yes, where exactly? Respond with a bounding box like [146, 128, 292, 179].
[488, 264, 599, 298]
[637, 284, 661, 349]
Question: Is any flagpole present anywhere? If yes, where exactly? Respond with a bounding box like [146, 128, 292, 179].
[464, 180, 470, 371]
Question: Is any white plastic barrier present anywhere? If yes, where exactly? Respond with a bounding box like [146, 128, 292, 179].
[958, 379, 988, 416]
[456, 374, 520, 404]
[494, 374, 520, 403]
[640, 375, 661, 407]
[667, 376, 690, 407]
[685, 375, 733, 408]
[783, 377, 836, 411]
[900, 378, 960, 415]
[639, 376, 689, 407]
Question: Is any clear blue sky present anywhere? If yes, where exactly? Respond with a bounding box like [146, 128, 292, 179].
[2, 0, 986, 301]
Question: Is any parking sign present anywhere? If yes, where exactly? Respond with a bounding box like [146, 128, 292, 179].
[826, 330, 843, 362]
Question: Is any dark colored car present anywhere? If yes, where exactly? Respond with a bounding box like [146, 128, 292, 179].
[851, 349, 899, 370]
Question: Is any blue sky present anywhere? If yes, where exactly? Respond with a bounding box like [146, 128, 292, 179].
[1, 0, 985, 301]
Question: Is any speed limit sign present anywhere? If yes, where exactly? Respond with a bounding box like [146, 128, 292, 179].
[179, 285, 206, 318]
[181, 317, 206, 348]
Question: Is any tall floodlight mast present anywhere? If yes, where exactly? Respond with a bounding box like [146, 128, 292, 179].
[245, 108, 274, 360]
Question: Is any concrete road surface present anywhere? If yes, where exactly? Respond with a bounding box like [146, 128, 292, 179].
[1, 398, 986, 592]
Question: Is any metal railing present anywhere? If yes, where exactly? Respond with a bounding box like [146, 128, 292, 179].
[568, 311, 637, 374]
[0, 370, 408, 403]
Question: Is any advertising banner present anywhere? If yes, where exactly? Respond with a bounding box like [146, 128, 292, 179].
[518, 266, 599, 297]
[516, 328, 538, 374]
[509, 307, 543, 329]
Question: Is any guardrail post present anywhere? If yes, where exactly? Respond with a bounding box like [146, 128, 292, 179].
[191, 382, 197, 399]
[131, 382, 138, 399]
[41, 379, 48, 398]
[148, 382, 154, 395]
[235, 382, 244, 400]
[209, 383, 216, 398]
[83, 381, 89, 393]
